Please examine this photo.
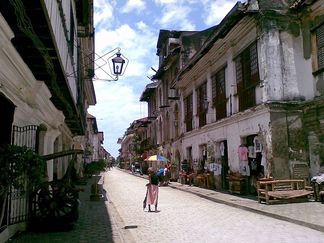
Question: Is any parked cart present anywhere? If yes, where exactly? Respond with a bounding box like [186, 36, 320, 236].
[29, 149, 83, 231]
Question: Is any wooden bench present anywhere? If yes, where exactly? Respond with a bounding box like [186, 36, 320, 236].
[257, 179, 313, 205]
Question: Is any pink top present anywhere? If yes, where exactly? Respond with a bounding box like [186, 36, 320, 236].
[238, 146, 248, 161]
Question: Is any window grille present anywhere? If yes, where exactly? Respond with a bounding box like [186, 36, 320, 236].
[212, 67, 227, 120]
[184, 93, 193, 132]
[316, 23, 324, 70]
[197, 82, 207, 127]
[235, 42, 259, 111]
[11, 125, 39, 151]
[7, 125, 39, 225]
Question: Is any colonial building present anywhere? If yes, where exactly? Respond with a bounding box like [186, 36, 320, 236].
[85, 114, 106, 162]
[0, 0, 96, 240]
[119, 117, 152, 170]
[139, 0, 324, 193]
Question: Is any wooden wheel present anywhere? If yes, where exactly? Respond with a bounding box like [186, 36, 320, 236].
[30, 181, 79, 223]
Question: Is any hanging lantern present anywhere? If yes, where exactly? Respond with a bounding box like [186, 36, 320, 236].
[111, 50, 126, 75]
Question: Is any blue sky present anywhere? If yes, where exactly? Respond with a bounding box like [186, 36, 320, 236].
[88, 0, 239, 158]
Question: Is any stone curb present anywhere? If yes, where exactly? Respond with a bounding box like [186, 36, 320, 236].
[168, 184, 324, 233]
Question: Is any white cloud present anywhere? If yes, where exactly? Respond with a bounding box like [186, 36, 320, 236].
[91, 83, 137, 117]
[93, 0, 116, 28]
[136, 21, 148, 31]
[203, 0, 238, 26]
[122, 0, 146, 13]
[159, 7, 184, 25]
[154, 0, 178, 5]
[154, 0, 200, 7]
[88, 82, 143, 156]
[95, 25, 136, 54]
[156, 5, 195, 30]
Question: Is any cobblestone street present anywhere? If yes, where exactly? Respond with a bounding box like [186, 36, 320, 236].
[104, 169, 324, 243]
[10, 169, 324, 243]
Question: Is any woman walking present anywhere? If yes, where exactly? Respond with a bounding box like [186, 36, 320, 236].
[143, 167, 159, 212]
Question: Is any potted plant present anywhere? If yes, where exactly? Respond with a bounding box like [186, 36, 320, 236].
[85, 159, 107, 201]
[0, 144, 45, 227]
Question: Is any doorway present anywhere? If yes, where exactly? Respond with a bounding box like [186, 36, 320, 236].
[0, 93, 15, 145]
[220, 140, 229, 190]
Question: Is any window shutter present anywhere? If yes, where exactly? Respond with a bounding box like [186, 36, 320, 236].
[184, 94, 193, 131]
[215, 68, 227, 120]
[235, 42, 258, 111]
[250, 43, 259, 84]
[316, 24, 324, 69]
[235, 56, 243, 85]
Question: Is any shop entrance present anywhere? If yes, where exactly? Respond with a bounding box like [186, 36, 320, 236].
[220, 140, 229, 190]
[246, 134, 264, 195]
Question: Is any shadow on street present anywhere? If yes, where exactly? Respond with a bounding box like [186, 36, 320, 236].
[10, 175, 115, 243]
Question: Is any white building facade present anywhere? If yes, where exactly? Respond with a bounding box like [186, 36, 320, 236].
[140, 0, 324, 192]
[0, 0, 96, 240]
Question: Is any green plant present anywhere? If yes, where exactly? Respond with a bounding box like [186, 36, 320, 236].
[84, 159, 107, 175]
[0, 144, 45, 194]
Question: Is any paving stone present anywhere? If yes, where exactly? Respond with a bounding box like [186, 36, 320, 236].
[9, 169, 324, 243]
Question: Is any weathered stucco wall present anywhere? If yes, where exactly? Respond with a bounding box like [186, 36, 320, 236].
[270, 107, 307, 179]
[181, 106, 271, 173]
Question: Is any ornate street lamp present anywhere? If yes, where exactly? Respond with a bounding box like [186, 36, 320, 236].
[111, 49, 125, 75]
[95, 47, 129, 81]
[66, 47, 128, 81]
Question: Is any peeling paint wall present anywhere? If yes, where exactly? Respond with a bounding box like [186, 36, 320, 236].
[270, 109, 304, 178]
[181, 107, 271, 174]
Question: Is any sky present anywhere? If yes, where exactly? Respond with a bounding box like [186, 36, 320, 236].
[88, 0, 239, 158]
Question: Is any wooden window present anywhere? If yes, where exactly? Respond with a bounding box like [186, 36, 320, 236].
[212, 67, 227, 120]
[184, 93, 193, 132]
[316, 23, 324, 72]
[197, 82, 207, 127]
[160, 80, 169, 108]
[164, 112, 170, 141]
[174, 104, 179, 137]
[149, 94, 157, 118]
[235, 42, 259, 111]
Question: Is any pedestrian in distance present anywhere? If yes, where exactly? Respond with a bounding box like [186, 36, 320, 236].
[162, 164, 170, 186]
[143, 167, 159, 212]
[131, 163, 135, 174]
[156, 167, 164, 186]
